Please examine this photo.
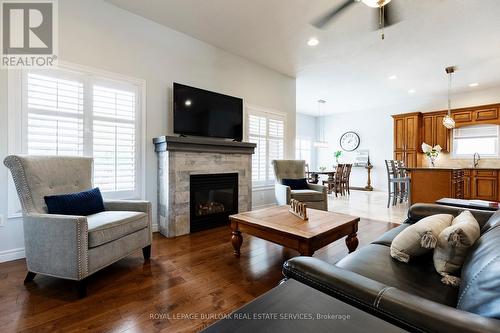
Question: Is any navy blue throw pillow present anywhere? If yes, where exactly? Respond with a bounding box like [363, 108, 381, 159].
[44, 188, 105, 216]
[282, 178, 309, 190]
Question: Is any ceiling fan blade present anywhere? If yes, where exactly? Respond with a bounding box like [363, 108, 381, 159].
[311, 0, 357, 29]
[372, 1, 402, 30]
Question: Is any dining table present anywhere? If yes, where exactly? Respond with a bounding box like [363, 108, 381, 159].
[306, 170, 336, 193]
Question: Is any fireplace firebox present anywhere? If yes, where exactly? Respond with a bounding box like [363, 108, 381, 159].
[190, 173, 238, 232]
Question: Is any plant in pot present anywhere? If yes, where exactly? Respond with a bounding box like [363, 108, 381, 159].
[422, 143, 442, 167]
[334, 151, 342, 165]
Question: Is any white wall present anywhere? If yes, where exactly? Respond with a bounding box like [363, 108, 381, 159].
[0, 0, 296, 261]
[310, 85, 500, 192]
[296, 113, 318, 170]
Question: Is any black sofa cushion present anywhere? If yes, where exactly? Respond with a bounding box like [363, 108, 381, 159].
[336, 244, 458, 307]
[406, 203, 493, 228]
[371, 224, 410, 247]
[457, 224, 500, 318]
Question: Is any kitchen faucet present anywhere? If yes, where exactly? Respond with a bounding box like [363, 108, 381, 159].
[473, 152, 481, 168]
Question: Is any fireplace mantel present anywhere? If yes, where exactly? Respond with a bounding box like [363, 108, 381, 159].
[153, 136, 256, 155]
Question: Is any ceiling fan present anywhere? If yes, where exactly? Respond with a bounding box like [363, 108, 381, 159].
[312, 0, 401, 39]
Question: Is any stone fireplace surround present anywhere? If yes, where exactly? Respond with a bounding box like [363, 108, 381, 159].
[153, 136, 256, 238]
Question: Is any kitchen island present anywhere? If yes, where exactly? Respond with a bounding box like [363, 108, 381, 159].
[405, 167, 500, 204]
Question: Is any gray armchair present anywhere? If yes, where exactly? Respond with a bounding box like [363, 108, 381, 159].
[272, 160, 328, 211]
[3, 155, 152, 297]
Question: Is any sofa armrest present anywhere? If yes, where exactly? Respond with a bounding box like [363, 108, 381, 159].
[23, 214, 89, 280]
[406, 203, 493, 226]
[283, 257, 500, 333]
[274, 183, 291, 205]
[307, 183, 327, 194]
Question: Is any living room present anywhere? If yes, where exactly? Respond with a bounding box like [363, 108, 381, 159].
[1, 0, 500, 332]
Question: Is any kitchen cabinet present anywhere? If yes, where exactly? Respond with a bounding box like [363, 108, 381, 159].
[452, 106, 500, 127]
[471, 170, 498, 201]
[393, 113, 421, 167]
[407, 168, 500, 204]
[422, 112, 450, 152]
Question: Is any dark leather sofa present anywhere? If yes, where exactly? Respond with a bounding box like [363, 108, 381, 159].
[283, 204, 500, 333]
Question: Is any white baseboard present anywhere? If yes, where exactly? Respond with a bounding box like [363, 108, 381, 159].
[0, 247, 25, 263]
[152, 223, 159, 232]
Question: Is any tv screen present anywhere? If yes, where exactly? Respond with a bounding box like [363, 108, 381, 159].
[173, 83, 243, 141]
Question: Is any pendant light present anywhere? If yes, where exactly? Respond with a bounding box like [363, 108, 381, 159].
[313, 100, 328, 148]
[443, 66, 456, 129]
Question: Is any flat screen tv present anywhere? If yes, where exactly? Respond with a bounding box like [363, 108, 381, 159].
[173, 83, 243, 141]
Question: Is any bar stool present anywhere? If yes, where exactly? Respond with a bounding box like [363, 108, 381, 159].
[385, 160, 411, 208]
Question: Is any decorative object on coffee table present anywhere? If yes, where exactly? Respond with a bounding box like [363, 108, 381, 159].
[289, 199, 308, 221]
[230, 206, 359, 257]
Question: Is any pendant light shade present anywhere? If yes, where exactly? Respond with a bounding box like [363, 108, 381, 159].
[443, 66, 456, 129]
[313, 100, 328, 148]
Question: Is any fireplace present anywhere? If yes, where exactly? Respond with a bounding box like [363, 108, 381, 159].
[190, 173, 239, 232]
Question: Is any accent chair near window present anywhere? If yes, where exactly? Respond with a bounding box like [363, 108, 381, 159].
[272, 160, 328, 211]
[3, 155, 152, 297]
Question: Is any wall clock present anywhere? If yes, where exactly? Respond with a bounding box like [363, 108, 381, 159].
[340, 132, 360, 152]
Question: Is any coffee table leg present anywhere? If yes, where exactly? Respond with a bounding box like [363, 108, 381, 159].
[346, 233, 359, 253]
[232, 230, 243, 257]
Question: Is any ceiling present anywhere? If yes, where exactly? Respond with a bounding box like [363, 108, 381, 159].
[107, 0, 500, 115]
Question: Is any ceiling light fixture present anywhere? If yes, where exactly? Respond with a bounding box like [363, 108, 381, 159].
[307, 38, 319, 46]
[469, 82, 479, 87]
[408, 89, 416, 94]
[388, 75, 397, 80]
[361, 0, 392, 8]
[313, 100, 329, 148]
[443, 66, 457, 129]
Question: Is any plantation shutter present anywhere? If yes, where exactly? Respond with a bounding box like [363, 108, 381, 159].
[247, 108, 286, 187]
[26, 73, 84, 156]
[92, 85, 137, 193]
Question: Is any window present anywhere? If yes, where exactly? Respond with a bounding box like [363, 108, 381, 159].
[452, 124, 499, 158]
[296, 138, 312, 167]
[20, 67, 143, 199]
[247, 107, 285, 187]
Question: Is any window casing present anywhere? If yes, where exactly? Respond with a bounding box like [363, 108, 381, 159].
[452, 124, 499, 158]
[247, 107, 286, 187]
[18, 67, 143, 200]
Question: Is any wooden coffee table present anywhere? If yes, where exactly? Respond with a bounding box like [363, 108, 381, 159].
[230, 205, 359, 257]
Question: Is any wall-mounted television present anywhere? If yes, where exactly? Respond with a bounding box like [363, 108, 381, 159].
[173, 83, 243, 141]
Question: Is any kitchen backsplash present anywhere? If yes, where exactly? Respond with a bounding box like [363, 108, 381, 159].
[422, 153, 500, 168]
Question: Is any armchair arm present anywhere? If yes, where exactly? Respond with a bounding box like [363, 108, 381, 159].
[274, 183, 291, 205]
[103, 200, 151, 215]
[23, 214, 88, 280]
[283, 257, 500, 333]
[307, 183, 327, 194]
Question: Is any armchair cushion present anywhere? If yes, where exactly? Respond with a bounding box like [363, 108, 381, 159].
[282, 178, 309, 190]
[87, 211, 148, 248]
[291, 189, 325, 202]
[45, 187, 105, 216]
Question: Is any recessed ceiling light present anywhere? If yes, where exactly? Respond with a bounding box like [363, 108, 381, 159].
[388, 75, 398, 80]
[185, 99, 192, 106]
[469, 82, 479, 87]
[408, 89, 416, 94]
[307, 38, 319, 46]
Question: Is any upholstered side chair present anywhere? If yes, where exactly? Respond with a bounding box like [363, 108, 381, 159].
[272, 160, 328, 211]
[3, 155, 152, 297]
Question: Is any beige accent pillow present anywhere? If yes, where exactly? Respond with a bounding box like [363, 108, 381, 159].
[391, 214, 453, 263]
[433, 211, 480, 287]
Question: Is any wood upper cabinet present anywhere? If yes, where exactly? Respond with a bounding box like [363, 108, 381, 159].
[452, 105, 500, 127]
[404, 115, 419, 151]
[393, 113, 421, 167]
[422, 113, 450, 152]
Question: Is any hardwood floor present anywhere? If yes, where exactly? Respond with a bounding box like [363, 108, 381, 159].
[0, 218, 398, 333]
